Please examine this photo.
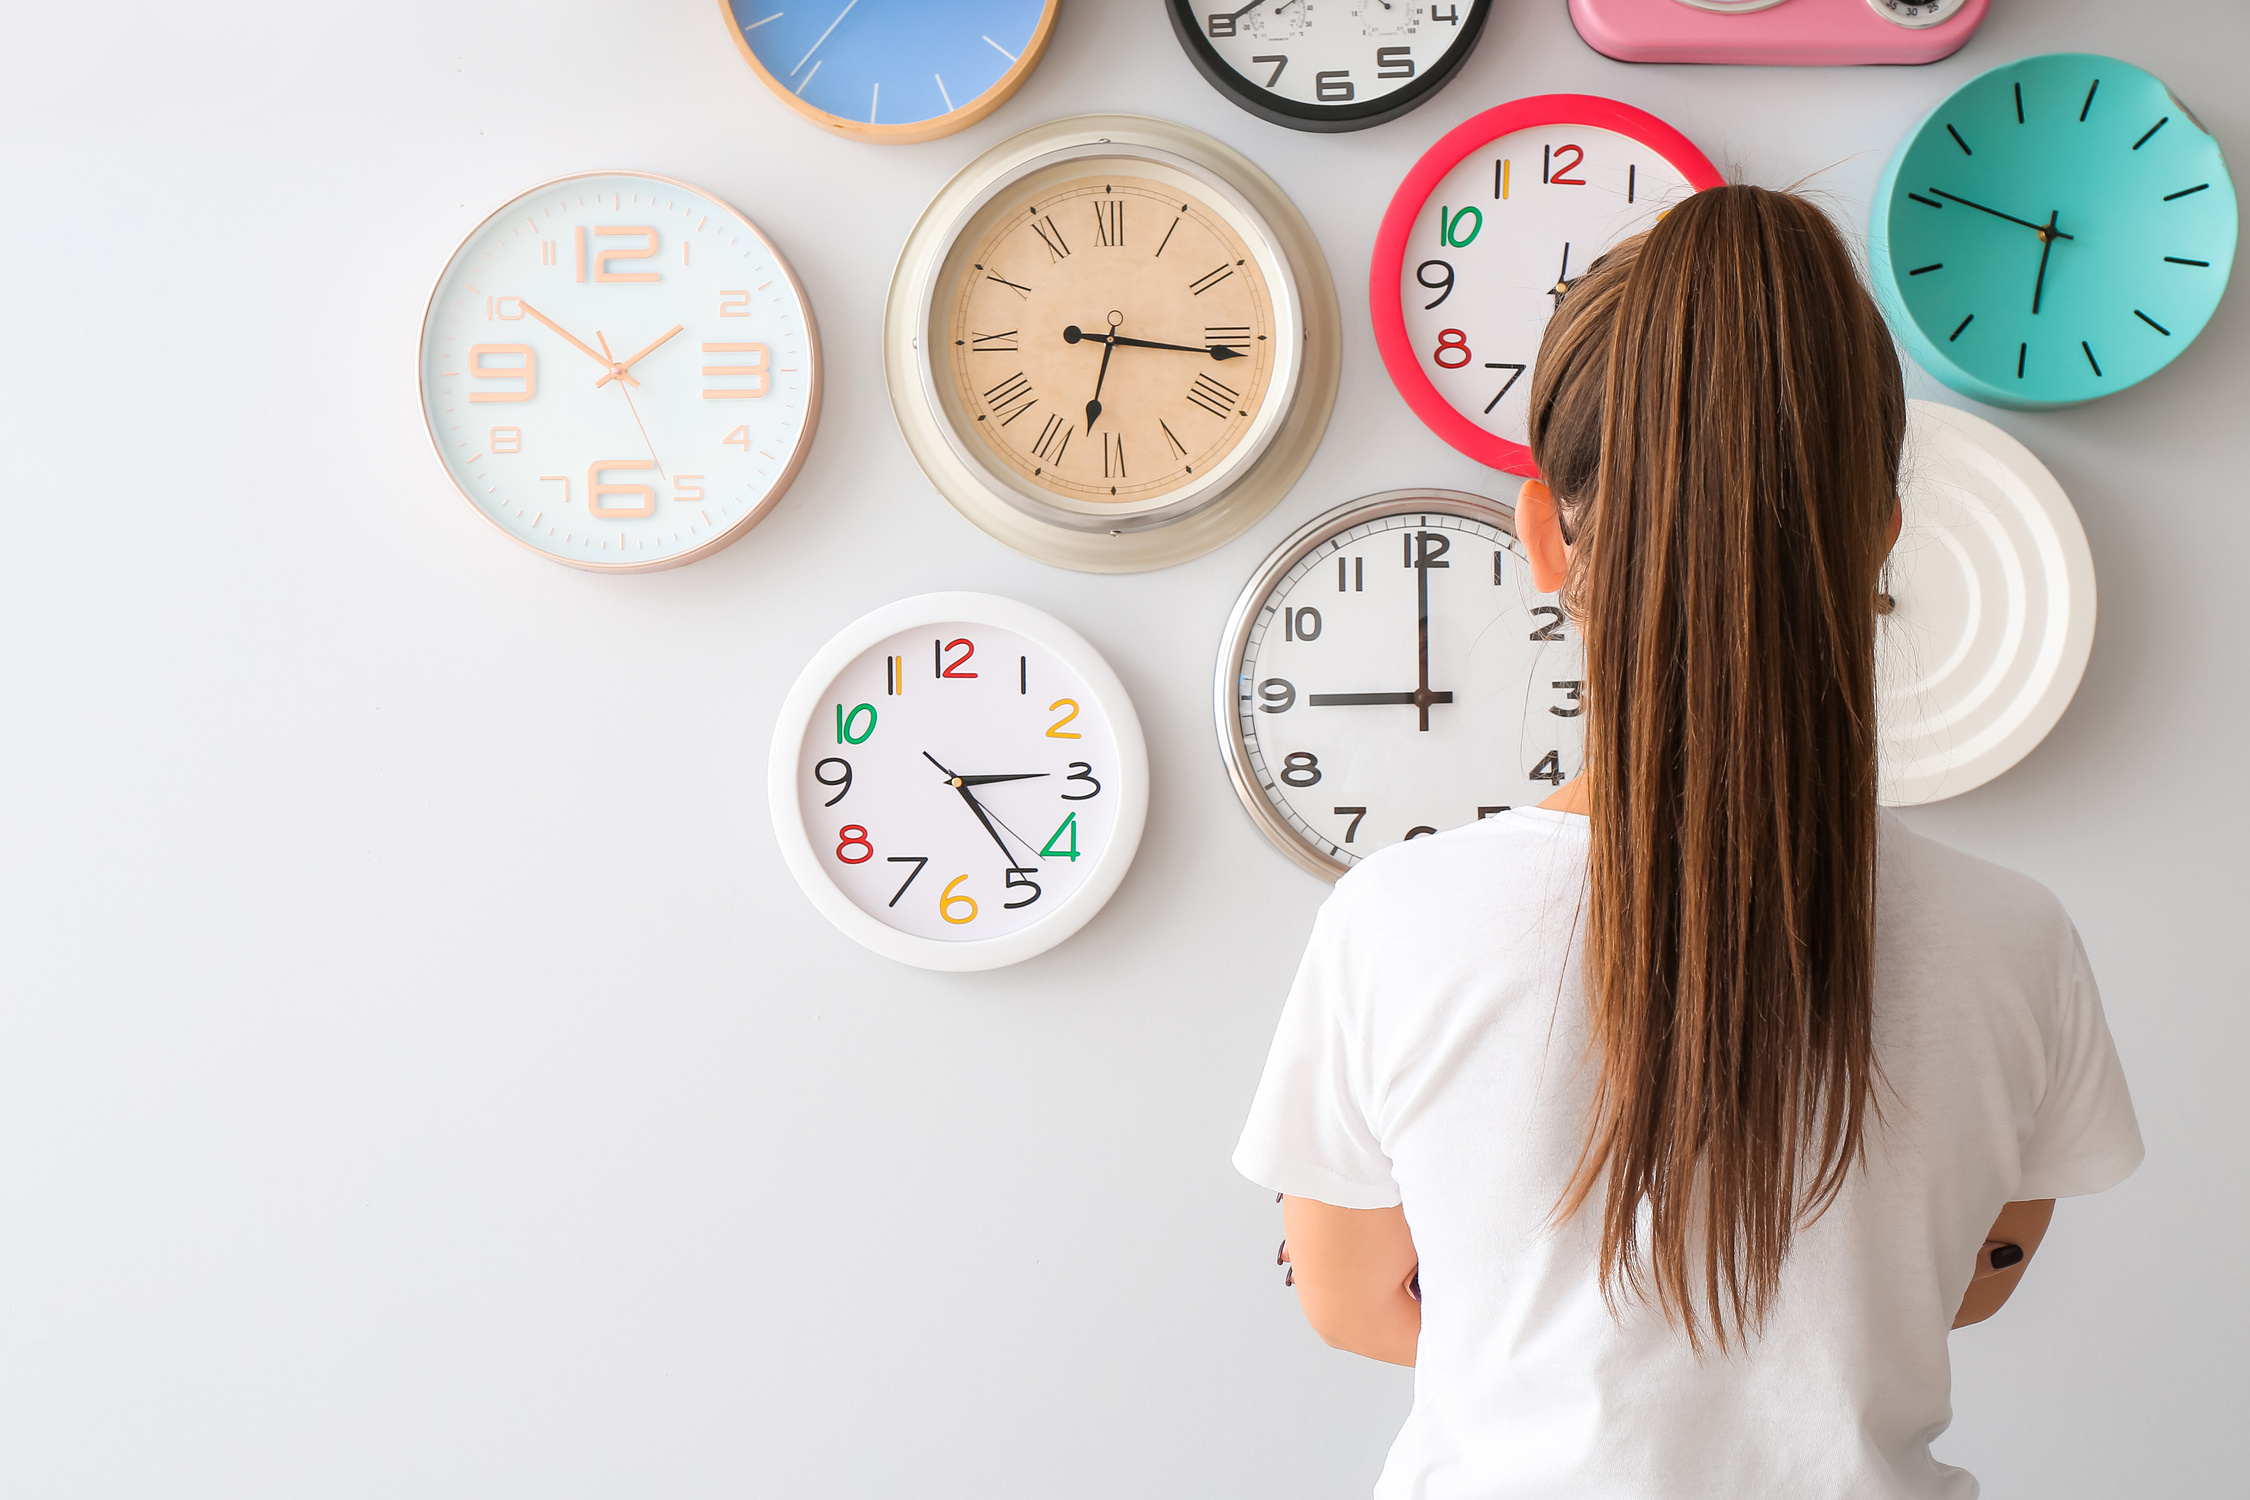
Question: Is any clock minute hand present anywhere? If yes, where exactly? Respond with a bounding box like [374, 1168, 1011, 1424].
[597, 323, 684, 388]
[2031, 210, 2061, 314]
[956, 772, 1050, 787]
[516, 300, 637, 385]
[1925, 189, 2076, 241]
[1308, 691, 1453, 707]
[923, 752, 1035, 867]
[1064, 327, 1246, 360]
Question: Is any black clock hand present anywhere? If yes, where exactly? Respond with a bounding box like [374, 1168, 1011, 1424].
[1550, 242, 1573, 309]
[956, 772, 1050, 787]
[1926, 189, 2076, 241]
[1084, 334, 1116, 433]
[1064, 326, 1246, 360]
[1308, 691, 1453, 707]
[924, 752, 1039, 866]
[1216, 0, 1268, 18]
[2031, 210, 2060, 314]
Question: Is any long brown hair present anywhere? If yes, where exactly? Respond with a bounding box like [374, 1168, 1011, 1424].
[1527, 186, 1905, 1350]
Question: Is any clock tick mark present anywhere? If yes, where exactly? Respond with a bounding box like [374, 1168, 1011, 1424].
[1908, 263, 1944, 276]
[2082, 342, 2102, 375]
[2133, 118, 2169, 150]
[1946, 124, 1972, 156]
[2165, 257, 2211, 267]
[1949, 313, 1975, 342]
[2080, 80, 2100, 120]
[1907, 193, 1943, 210]
[2016, 343, 2028, 379]
[2134, 309, 2172, 335]
[2163, 184, 2210, 201]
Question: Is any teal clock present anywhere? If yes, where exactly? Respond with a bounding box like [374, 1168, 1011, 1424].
[1871, 53, 2236, 410]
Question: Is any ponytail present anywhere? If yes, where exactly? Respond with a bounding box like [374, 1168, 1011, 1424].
[1528, 186, 1905, 1350]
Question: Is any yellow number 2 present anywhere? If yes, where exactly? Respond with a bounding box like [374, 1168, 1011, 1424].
[1047, 699, 1082, 739]
[939, 875, 978, 925]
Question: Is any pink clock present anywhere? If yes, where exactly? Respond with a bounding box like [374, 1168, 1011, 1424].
[1569, 0, 1988, 67]
[1372, 95, 1721, 477]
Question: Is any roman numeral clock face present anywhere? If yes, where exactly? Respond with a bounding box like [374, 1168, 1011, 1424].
[947, 171, 1279, 508]
[770, 595, 1149, 971]
[417, 171, 819, 571]
[1217, 493, 1585, 879]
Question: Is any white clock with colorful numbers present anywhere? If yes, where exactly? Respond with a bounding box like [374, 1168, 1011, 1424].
[418, 171, 820, 572]
[886, 115, 1339, 573]
[771, 594, 1149, 970]
[1372, 96, 1721, 477]
[1215, 490, 1585, 880]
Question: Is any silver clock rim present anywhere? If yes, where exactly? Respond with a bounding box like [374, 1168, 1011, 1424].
[414, 169, 823, 575]
[884, 114, 1341, 574]
[1212, 487, 1523, 883]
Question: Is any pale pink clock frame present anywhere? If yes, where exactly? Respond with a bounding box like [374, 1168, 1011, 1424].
[416, 169, 824, 575]
[1568, 0, 1988, 67]
[1370, 96, 1722, 479]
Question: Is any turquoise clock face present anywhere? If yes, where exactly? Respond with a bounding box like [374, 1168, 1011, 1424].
[724, 0, 1054, 141]
[1872, 53, 2237, 410]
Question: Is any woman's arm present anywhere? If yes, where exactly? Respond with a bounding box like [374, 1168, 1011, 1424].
[1953, 1199, 2055, 1328]
[1280, 1196, 1422, 1365]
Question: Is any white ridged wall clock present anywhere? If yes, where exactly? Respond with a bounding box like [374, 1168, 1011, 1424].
[1876, 401, 2096, 804]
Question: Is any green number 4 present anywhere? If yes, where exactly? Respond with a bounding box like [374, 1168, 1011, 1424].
[1041, 811, 1082, 862]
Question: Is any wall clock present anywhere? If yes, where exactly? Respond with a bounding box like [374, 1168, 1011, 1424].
[1870, 52, 2237, 411]
[1877, 401, 2095, 806]
[417, 171, 820, 573]
[770, 593, 1147, 970]
[1214, 489, 1584, 880]
[1164, 0, 1491, 134]
[1568, 0, 1985, 67]
[885, 114, 1339, 573]
[1371, 96, 1721, 478]
[719, 0, 1059, 144]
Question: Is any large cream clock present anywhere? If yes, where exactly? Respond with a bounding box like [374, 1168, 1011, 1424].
[418, 171, 821, 572]
[885, 116, 1340, 572]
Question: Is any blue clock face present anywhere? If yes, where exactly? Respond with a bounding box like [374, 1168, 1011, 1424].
[724, 0, 1054, 139]
[1872, 53, 2237, 410]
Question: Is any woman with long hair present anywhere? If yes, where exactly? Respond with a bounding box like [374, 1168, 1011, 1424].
[1235, 186, 2141, 1496]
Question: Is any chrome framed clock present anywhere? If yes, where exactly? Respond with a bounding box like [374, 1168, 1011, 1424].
[1371, 95, 1721, 477]
[1215, 489, 1584, 880]
[1876, 402, 2095, 806]
[1870, 53, 2237, 410]
[720, 0, 1060, 144]
[885, 114, 1340, 573]
[770, 593, 1149, 970]
[1165, 0, 1491, 133]
[417, 171, 820, 572]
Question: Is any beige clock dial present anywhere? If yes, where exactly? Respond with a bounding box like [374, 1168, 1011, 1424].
[886, 115, 1340, 574]
[946, 172, 1277, 507]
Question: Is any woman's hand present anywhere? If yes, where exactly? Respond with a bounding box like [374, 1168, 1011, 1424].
[1954, 1199, 2055, 1328]
[1279, 1196, 1423, 1366]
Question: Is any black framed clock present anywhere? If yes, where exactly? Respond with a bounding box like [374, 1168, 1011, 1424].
[1166, 0, 1492, 134]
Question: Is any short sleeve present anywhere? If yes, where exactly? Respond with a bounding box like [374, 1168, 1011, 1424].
[2017, 924, 2143, 1200]
[1232, 885, 1401, 1210]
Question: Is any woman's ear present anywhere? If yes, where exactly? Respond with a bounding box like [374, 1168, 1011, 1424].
[1519, 479, 1570, 595]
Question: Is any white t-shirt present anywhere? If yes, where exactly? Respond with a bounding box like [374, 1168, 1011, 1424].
[1235, 808, 2141, 1500]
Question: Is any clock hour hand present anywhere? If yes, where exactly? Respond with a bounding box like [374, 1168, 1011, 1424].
[924, 753, 1038, 866]
[2031, 210, 2061, 314]
[597, 323, 684, 388]
[1925, 189, 2076, 241]
[1064, 326, 1246, 360]
[515, 300, 637, 385]
[1307, 691, 1454, 707]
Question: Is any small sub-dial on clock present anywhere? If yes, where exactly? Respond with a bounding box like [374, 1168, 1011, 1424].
[798, 623, 1122, 942]
[1350, 0, 1425, 37]
[947, 170, 1278, 511]
[1867, 0, 1969, 26]
[1218, 494, 1585, 879]
[1237, 0, 1313, 39]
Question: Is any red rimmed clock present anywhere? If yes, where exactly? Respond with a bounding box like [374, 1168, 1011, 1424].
[1372, 95, 1722, 476]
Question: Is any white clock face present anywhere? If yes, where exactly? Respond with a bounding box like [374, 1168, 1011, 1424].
[418, 171, 819, 572]
[1200, 1, 1479, 109]
[1398, 124, 1693, 451]
[772, 595, 1149, 969]
[1220, 495, 1585, 877]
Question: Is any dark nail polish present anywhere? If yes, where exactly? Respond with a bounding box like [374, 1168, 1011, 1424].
[1277, 1238, 1288, 1266]
[1989, 1242, 2024, 1270]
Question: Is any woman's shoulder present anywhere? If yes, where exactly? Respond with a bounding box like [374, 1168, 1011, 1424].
[1328, 809, 1589, 926]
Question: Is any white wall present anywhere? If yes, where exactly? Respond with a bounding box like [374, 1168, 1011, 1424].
[3, 2, 2240, 1495]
